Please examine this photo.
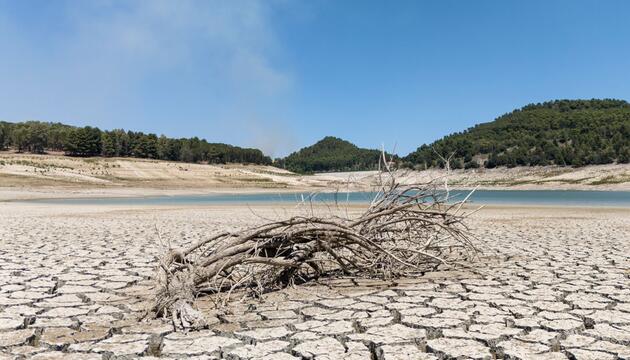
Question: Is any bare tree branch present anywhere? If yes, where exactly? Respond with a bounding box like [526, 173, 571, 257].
[146, 163, 480, 330]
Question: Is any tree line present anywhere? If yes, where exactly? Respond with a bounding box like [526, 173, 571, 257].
[403, 99, 630, 169]
[2, 98, 628, 172]
[0, 121, 271, 165]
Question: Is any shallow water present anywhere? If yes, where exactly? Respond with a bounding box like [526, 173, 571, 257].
[20, 190, 630, 207]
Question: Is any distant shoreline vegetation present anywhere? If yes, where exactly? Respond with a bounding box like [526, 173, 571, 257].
[0, 122, 272, 165]
[403, 99, 630, 169]
[1, 99, 628, 171]
[278, 99, 630, 173]
[274, 136, 391, 174]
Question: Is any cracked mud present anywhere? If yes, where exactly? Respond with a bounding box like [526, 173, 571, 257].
[0, 204, 628, 359]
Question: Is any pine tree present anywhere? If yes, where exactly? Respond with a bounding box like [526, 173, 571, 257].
[0, 123, 6, 150]
[101, 132, 117, 157]
[27, 123, 48, 154]
[11, 126, 29, 152]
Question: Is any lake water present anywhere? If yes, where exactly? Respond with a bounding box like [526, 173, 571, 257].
[20, 190, 630, 207]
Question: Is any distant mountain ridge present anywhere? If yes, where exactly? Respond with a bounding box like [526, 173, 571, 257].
[403, 99, 630, 169]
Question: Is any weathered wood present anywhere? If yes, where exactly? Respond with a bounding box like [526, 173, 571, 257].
[148, 167, 479, 330]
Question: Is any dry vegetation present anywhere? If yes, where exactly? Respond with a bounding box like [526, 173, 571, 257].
[148, 164, 479, 330]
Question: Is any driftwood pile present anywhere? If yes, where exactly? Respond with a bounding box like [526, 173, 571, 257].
[148, 167, 479, 330]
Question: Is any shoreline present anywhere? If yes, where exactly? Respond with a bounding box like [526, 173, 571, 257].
[2, 201, 629, 223]
[5, 197, 630, 211]
[2, 183, 630, 202]
[0, 153, 628, 201]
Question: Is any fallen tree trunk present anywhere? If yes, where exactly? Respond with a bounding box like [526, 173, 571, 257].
[147, 168, 479, 330]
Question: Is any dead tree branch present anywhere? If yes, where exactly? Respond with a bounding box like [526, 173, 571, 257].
[147, 161, 479, 330]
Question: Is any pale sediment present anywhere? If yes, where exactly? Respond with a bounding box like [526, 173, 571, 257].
[0, 203, 628, 359]
[1, 153, 629, 204]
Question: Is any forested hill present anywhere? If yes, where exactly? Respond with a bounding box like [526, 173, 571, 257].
[277, 136, 384, 173]
[0, 121, 271, 165]
[404, 99, 630, 169]
[2, 98, 629, 172]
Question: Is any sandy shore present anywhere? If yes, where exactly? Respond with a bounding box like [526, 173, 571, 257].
[0, 201, 628, 358]
[1, 153, 629, 202]
[0, 185, 324, 202]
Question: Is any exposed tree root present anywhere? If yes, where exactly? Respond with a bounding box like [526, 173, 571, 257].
[147, 164, 480, 330]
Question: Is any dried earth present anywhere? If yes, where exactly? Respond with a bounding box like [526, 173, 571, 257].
[0, 202, 628, 359]
[1, 152, 629, 203]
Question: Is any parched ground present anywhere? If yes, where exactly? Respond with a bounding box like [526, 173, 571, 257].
[1, 152, 629, 203]
[0, 152, 309, 199]
[0, 203, 628, 359]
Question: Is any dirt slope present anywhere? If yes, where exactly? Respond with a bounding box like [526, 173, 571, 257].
[1, 152, 629, 201]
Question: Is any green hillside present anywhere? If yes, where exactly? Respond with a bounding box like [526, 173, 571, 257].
[278, 136, 384, 173]
[404, 99, 630, 169]
[3, 98, 628, 172]
[0, 121, 271, 165]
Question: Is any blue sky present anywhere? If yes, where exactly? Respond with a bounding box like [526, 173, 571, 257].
[1, 0, 629, 156]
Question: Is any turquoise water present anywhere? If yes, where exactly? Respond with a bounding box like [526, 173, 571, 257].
[19, 190, 630, 207]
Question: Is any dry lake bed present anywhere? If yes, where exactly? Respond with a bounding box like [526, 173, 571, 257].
[0, 201, 628, 359]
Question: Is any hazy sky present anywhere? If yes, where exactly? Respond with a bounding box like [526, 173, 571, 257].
[1, 0, 629, 156]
